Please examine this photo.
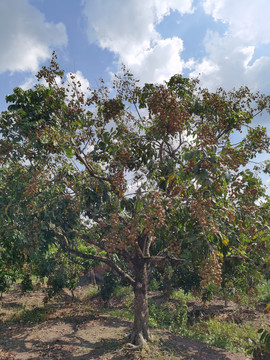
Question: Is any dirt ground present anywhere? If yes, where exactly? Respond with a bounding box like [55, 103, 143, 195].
[0, 285, 266, 359]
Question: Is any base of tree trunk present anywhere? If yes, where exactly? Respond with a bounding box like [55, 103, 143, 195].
[129, 329, 151, 346]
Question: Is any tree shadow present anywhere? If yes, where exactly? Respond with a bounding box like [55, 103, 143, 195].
[159, 332, 249, 360]
[0, 314, 131, 360]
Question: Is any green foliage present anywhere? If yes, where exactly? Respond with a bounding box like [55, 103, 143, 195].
[150, 263, 201, 296]
[247, 328, 270, 359]
[10, 305, 49, 324]
[99, 270, 131, 304]
[0, 262, 17, 297]
[196, 318, 258, 353]
[100, 270, 121, 303]
[256, 280, 270, 303]
[20, 272, 34, 293]
[149, 299, 188, 329]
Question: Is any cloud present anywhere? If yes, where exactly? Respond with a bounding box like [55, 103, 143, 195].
[129, 37, 185, 84]
[189, 1, 270, 92]
[189, 31, 255, 90]
[0, 0, 67, 73]
[82, 0, 194, 83]
[202, 0, 270, 44]
[66, 71, 91, 97]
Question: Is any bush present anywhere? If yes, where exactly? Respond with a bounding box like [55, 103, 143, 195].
[248, 328, 270, 360]
[99, 270, 122, 304]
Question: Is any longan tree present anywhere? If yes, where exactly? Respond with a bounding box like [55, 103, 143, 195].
[1, 54, 270, 344]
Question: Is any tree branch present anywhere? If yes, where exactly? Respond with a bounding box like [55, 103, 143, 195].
[55, 230, 135, 286]
[75, 150, 111, 183]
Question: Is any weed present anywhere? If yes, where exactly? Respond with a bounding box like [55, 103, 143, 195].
[192, 318, 258, 353]
[9, 305, 49, 323]
[122, 292, 134, 309]
[114, 285, 132, 298]
[107, 308, 134, 320]
[256, 280, 270, 303]
[170, 288, 196, 301]
[149, 299, 188, 330]
[87, 285, 100, 298]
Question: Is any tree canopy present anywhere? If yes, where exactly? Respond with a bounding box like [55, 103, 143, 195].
[1, 53, 270, 344]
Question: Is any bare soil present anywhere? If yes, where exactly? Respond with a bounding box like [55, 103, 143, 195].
[0, 285, 267, 359]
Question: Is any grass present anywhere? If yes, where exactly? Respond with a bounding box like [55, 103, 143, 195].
[149, 301, 261, 354]
[170, 288, 196, 301]
[86, 285, 100, 298]
[191, 318, 259, 353]
[256, 279, 270, 303]
[0, 299, 50, 324]
[95, 285, 265, 355]
[114, 285, 133, 298]
[9, 305, 49, 323]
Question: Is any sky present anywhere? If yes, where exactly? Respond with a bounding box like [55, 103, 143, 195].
[0, 0, 270, 188]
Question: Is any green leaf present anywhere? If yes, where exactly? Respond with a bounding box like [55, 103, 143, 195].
[65, 147, 73, 158]
[184, 152, 193, 161]
[134, 199, 143, 212]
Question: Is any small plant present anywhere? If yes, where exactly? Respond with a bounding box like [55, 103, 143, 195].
[170, 288, 195, 301]
[149, 300, 188, 330]
[247, 328, 270, 360]
[99, 270, 122, 305]
[256, 280, 270, 303]
[195, 318, 257, 353]
[87, 285, 100, 298]
[10, 305, 49, 323]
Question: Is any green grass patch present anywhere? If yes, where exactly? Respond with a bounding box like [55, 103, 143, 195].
[87, 285, 100, 298]
[114, 285, 133, 298]
[106, 308, 134, 320]
[9, 305, 49, 323]
[169, 288, 197, 301]
[191, 318, 259, 353]
[256, 279, 270, 303]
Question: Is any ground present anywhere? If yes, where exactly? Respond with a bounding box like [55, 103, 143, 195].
[0, 284, 267, 360]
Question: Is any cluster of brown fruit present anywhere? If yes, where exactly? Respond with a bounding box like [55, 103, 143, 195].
[198, 123, 217, 147]
[122, 221, 139, 246]
[111, 169, 125, 193]
[118, 149, 130, 165]
[189, 197, 216, 232]
[24, 174, 41, 197]
[142, 192, 165, 235]
[105, 213, 138, 252]
[199, 250, 222, 288]
[148, 86, 189, 136]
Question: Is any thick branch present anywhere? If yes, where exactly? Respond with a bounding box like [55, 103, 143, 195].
[75, 150, 111, 183]
[55, 229, 135, 286]
[66, 245, 135, 286]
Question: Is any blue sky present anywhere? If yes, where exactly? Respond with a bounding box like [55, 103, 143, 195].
[1, 0, 270, 188]
[1, 0, 270, 98]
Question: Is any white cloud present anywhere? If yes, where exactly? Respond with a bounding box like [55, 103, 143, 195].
[202, 0, 270, 44]
[189, 31, 256, 90]
[0, 0, 67, 73]
[189, 1, 270, 92]
[66, 71, 91, 97]
[127, 37, 185, 84]
[83, 0, 194, 83]
[20, 76, 37, 91]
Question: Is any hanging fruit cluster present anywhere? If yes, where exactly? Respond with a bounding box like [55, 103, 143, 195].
[199, 250, 222, 288]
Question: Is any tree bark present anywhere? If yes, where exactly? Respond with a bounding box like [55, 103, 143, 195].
[129, 258, 150, 345]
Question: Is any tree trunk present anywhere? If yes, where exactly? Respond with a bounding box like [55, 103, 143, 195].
[129, 259, 150, 345]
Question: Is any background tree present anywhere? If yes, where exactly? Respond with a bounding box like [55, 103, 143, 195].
[1, 53, 270, 344]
